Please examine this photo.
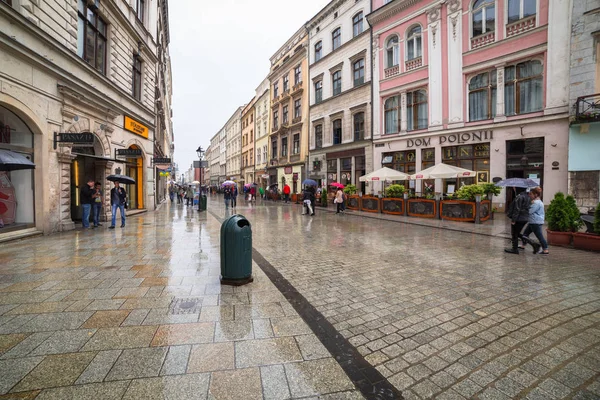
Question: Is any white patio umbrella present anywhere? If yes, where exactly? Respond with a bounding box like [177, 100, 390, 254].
[409, 163, 476, 179]
[359, 167, 410, 182]
[191, 180, 200, 185]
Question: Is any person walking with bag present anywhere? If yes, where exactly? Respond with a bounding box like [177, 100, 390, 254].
[505, 188, 530, 254]
[520, 187, 549, 255]
[109, 182, 127, 229]
[334, 188, 344, 214]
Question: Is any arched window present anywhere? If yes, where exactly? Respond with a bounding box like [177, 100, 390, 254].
[332, 119, 342, 145]
[507, 0, 536, 23]
[406, 26, 422, 60]
[384, 96, 400, 135]
[386, 36, 399, 68]
[472, 0, 495, 37]
[315, 41, 322, 62]
[353, 12, 364, 37]
[407, 90, 428, 131]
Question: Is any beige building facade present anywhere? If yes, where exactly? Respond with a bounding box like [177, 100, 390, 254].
[0, 0, 169, 239]
[268, 27, 310, 195]
[241, 98, 256, 186]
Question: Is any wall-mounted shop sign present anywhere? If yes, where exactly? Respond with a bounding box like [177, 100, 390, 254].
[116, 148, 143, 157]
[406, 131, 494, 148]
[284, 166, 293, 174]
[53, 132, 94, 149]
[152, 157, 171, 164]
[124, 116, 149, 139]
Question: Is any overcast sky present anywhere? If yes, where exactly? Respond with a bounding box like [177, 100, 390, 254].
[170, 0, 329, 174]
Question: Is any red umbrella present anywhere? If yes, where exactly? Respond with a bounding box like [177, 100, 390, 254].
[330, 182, 345, 189]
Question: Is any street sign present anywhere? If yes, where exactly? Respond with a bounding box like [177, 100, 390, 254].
[53, 132, 94, 149]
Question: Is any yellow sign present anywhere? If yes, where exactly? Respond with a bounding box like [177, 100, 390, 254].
[124, 116, 149, 139]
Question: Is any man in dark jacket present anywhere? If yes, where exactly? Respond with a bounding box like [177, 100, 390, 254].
[505, 189, 530, 254]
[109, 182, 127, 229]
[80, 178, 95, 229]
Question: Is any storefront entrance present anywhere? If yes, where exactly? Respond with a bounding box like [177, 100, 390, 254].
[70, 151, 98, 221]
[125, 145, 144, 209]
[505, 137, 544, 206]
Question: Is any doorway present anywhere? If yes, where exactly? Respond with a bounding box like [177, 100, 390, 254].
[505, 137, 544, 207]
[71, 150, 97, 221]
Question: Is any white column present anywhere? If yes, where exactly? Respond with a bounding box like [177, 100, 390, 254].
[427, 6, 443, 130]
[400, 92, 408, 132]
[544, 0, 572, 115]
[372, 35, 382, 139]
[494, 66, 507, 122]
[447, 0, 464, 128]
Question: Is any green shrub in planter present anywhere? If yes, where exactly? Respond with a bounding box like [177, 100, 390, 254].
[343, 184, 357, 195]
[595, 203, 600, 234]
[566, 194, 583, 232]
[481, 183, 501, 198]
[320, 189, 328, 207]
[384, 184, 405, 198]
[547, 192, 582, 232]
[454, 184, 485, 201]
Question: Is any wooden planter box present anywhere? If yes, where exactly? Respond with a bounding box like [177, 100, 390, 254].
[346, 195, 360, 210]
[360, 196, 380, 213]
[573, 232, 600, 252]
[291, 194, 298, 202]
[547, 230, 572, 246]
[407, 199, 436, 218]
[441, 200, 475, 221]
[480, 200, 492, 222]
[381, 198, 404, 215]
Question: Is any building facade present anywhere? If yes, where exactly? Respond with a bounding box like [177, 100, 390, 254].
[241, 98, 257, 187]
[368, 0, 571, 210]
[225, 107, 243, 183]
[219, 127, 227, 184]
[209, 132, 220, 187]
[0, 0, 169, 238]
[268, 27, 310, 195]
[308, 0, 373, 193]
[254, 78, 271, 192]
[568, 0, 600, 212]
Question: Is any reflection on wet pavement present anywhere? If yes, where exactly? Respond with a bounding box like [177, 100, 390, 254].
[0, 195, 599, 400]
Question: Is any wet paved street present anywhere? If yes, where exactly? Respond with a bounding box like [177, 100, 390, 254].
[0, 196, 599, 399]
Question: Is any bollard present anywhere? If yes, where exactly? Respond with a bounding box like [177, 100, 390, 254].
[220, 214, 253, 286]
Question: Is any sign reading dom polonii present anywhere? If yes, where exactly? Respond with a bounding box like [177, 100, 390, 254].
[53, 132, 94, 149]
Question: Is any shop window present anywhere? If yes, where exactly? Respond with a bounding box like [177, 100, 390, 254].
[505, 60, 543, 115]
[332, 119, 342, 145]
[77, 0, 107, 75]
[472, 0, 495, 37]
[469, 71, 497, 121]
[327, 159, 338, 182]
[442, 143, 491, 192]
[407, 90, 428, 131]
[384, 96, 400, 134]
[386, 36, 399, 68]
[315, 125, 323, 149]
[354, 113, 365, 141]
[382, 150, 416, 174]
[421, 148, 436, 195]
[507, 0, 536, 23]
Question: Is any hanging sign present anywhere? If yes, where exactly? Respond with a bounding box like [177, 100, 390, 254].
[53, 132, 94, 149]
[124, 116, 149, 139]
[117, 149, 143, 157]
[152, 157, 171, 164]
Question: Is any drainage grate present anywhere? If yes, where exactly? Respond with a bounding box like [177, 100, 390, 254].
[168, 297, 203, 315]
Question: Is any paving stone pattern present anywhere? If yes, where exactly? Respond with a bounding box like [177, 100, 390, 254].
[0, 197, 598, 399]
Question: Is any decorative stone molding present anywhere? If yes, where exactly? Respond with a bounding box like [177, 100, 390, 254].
[58, 85, 120, 121]
[447, 0, 461, 13]
[471, 31, 495, 49]
[430, 22, 439, 47]
[450, 14, 459, 40]
[57, 152, 76, 232]
[427, 5, 442, 23]
[367, 0, 421, 26]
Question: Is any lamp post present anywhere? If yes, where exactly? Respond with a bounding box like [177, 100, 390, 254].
[196, 146, 204, 211]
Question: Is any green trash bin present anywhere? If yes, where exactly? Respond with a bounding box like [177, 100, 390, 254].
[200, 195, 207, 211]
[220, 214, 253, 286]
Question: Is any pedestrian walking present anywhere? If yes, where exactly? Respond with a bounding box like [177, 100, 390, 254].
[80, 178, 95, 229]
[259, 186, 265, 200]
[334, 188, 345, 214]
[109, 182, 127, 229]
[505, 188, 530, 254]
[177, 187, 184, 204]
[223, 185, 232, 208]
[92, 182, 103, 228]
[520, 187, 549, 255]
[250, 185, 256, 203]
[302, 187, 314, 215]
[308, 186, 316, 216]
[169, 186, 175, 202]
[231, 185, 238, 209]
[283, 184, 291, 203]
[186, 186, 194, 206]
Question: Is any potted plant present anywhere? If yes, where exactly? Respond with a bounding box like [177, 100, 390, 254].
[320, 188, 328, 207]
[454, 184, 485, 201]
[573, 203, 600, 251]
[382, 184, 405, 214]
[481, 183, 501, 200]
[546, 192, 581, 246]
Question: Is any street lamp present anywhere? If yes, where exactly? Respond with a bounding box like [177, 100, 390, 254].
[196, 146, 204, 211]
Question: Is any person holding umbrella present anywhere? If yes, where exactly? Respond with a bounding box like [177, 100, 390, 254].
[505, 187, 531, 254]
[109, 182, 127, 229]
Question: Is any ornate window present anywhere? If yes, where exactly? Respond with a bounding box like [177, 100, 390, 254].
[281, 137, 288, 157]
[469, 71, 497, 121]
[294, 99, 301, 118]
[332, 119, 342, 145]
[353, 12, 364, 37]
[505, 60, 543, 115]
[332, 71, 342, 96]
[271, 140, 277, 158]
[332, 28, 341, 50]
[315, 81, 323, 103]
[407, 90, 428, 131]
[293, 134, 300, 154]
[315, 125, 323, 149]
[283, 75, 289, 92]
[273, 82, 279, 97]
[282, 106, 288, 124]
[77, 0, 107, 74]
[406, 26, 422, 61]
[386, 36, 399, 68]
[507, 0, 536, 23]
[315, 41, 323, 62]
[353, 59, 365, 87]
[384, 96, 400, 134]
[294, 65, 302, 85]
[354, 113, 365, 141]
[472, 0, 495, 37]
[273, 110, 279, 130]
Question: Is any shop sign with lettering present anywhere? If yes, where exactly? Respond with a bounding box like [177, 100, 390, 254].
[117, 149, 142, 157]
[152, 157, 172, 164]
[284, 166, 293, 174]
[53, 132, 94, 149]
[406, 131, 494, 148]
[124, 116, 149, 139]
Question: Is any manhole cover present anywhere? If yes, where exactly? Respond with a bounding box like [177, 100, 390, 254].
[168, 297, 203, 315]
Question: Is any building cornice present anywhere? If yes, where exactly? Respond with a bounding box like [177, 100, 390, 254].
[366, 0, 424, 26]
[307, 0, 348, 31]
[310, 30, 370, 69]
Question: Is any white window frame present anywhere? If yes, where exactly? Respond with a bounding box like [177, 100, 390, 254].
[385, 35, 399, 68]
[406, 25, 422, 61]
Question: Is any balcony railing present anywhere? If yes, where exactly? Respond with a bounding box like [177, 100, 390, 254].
[506, 15, 536, 38]
[292, 116, 302, 124]
[292, 82, 303, 93]
[281, 89, 290, 99]
[575, 93, 600, 123]
[471, 31, 495, 49]
[384, 65, 400, 79]
[405, 57, 422, 72]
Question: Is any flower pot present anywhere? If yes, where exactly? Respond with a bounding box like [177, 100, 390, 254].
[546, 230, 572, 246]
[572, 232, 600, 252]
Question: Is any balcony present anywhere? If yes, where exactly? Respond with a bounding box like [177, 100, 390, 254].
[272, 95, 280, 106]
[384, 65, 400, 79]
[292, 116, 302, 125]
[471, 31, 495, 49]
[506, 15, 536, 38]
[272, 124, 279, 133]
[405, 57, 422, 72]
[575, 93, 600, 123]
[292, 81, 304, 94]
[281, 89, 290, 100]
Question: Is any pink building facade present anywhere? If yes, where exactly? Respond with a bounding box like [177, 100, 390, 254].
[368, 0, 571, 210]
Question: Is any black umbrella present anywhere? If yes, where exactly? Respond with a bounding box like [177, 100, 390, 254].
[107, 174, 136, 184]
[0, 149, 35, 171]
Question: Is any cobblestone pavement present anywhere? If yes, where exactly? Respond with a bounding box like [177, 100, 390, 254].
[0, 197, 599, 400]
